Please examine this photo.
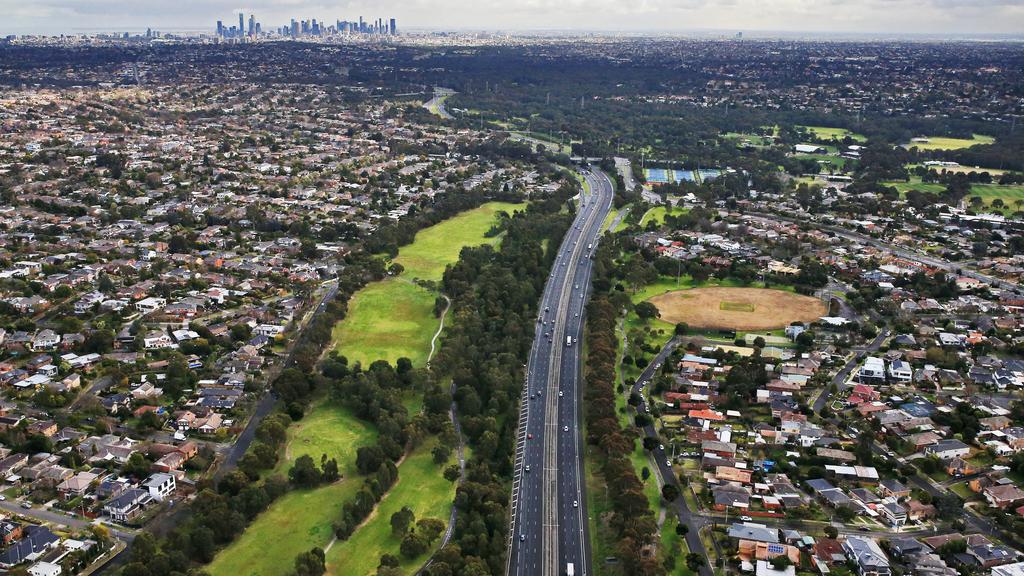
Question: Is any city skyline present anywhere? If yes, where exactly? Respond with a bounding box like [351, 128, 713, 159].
[1, 0, 1023, 36]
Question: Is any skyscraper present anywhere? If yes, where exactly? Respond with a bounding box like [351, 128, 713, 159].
[248, 14, 255, 36]
[238, 13, 244, 37]
[389, 18, 397, 35]
[216, 20, 223, 36]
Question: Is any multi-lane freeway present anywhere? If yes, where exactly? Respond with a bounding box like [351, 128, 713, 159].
[508, 168, 614, 576]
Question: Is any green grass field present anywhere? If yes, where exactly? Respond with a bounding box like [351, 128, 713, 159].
[884, 179, 947, 195]
[394, 202, 526, 281]
[968, 184, 1024, 213]
[905, 134, 995, 151]
[331, 278, 439, 367]
[209, 402, 378, 576]
[797, 125, 866, 142]
[722, 132, 771, 147]
[793, 153, 851, 170]
[325, 438, 458, 575]
[272, 401, 378, 477]
[886, 180, 1024, 214]
[639, 206, 689, 228]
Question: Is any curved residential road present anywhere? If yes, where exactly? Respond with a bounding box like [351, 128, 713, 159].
[508, 167, 613, 576]
[215, 280, 339, 480]
[629, 337, 714, 576]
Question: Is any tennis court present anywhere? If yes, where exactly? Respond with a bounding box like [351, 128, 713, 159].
[697, 168, 721, 182]
[673, 169, 696, 182]
[646, 168, 670, 183]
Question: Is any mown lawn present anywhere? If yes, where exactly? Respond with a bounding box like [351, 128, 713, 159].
[209, 480, 363, 576]
[394, 201, 526, 281]
[905, 134, 995, 150]
[331, 278, 438, 367]
[325, 438, 458, 575]
[271, 401, 377, 477]
[639, 206, 689, 228]
[968, 184, 1024, 213]
[208, 401, 379, 576]
[797, 125, 867, 142]
[886, 180, 1024, 214]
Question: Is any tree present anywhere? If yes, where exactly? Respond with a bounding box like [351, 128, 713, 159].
[321, 456, 340, 482]
[824, 526, 838, 539]
[292, 547, 326, 576]
[443, 464, 460, 483]
[390, 506, 415, 536]
[661, 484, 680, 502]
[675, 523, 688, 536]
[686, 553, 704, 572]
[356, 445, 384, 475]
[400, 532, 428, 559]
[432, 444, 451, 464]
[635, 301, 660, 320]
[771, 555, 792, 570]
[416, 518, 446, 544]
[289, 455, 323, 488]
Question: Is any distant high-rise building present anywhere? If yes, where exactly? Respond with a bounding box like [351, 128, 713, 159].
[389, 18, 397, 35]
[248, 14, 255, 36]
[216, 20, 223, 36]
[291, 19, 299, 37]
[238, 13, 244, 37]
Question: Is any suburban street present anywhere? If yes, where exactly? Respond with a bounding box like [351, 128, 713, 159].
[508, 167, 613, 576]
[628, 336, 716, 576]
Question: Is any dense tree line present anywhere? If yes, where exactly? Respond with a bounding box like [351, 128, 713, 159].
[584, 241, 665, 575]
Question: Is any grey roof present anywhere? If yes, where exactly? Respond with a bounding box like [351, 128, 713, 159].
[806, 478, 836, 493]
[844, 536, 890, 570]
[727, 522, 780, 543]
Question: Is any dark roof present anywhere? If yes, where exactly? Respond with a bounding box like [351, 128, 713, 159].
[0, 525, 58, 567]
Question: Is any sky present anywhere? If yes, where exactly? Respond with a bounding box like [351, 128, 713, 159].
[2, 0, 1023, 36]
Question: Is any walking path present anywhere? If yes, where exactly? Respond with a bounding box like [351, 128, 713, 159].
[426, 294, 451, 366]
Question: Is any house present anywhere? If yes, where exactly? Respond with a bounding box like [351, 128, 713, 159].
[143, 331, 173, 349]
[907, 500, 937, 522]
[879, 500, 907, 528]
[57, 471, 98, 500]
[858, 357, 886, 383]
[0, 526, 59, 569]
[28, 561, 61, 576]
[727, 522, 779, 544]
[135, 297, 167, 314]
[103, 488, 152, 523]
[253, 324, 285, 337]
[843, 536, 890, 576]
[993, 561, 1024, 576]
[924, 439, 971, 460]
[968, 543, 1018, 568]
[888, 360, 913, 382]
[879, 479, 911, 500]
[755, 560, 796, 576]
[984, 484, 1024, 509]
[31, 330, 60, 351]
[142, 472, 176, 502]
